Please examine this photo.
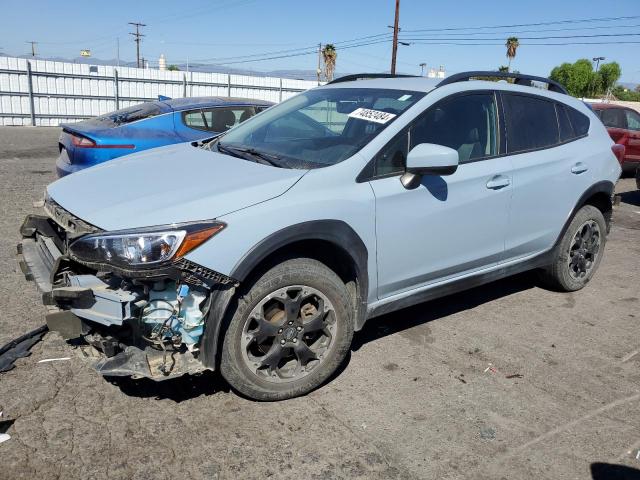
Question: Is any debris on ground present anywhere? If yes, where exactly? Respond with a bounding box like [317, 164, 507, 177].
[506, 374, 524, 379]
[0, 325, 48, 373]
[37, 357, 71, 364]
[0, 410, 14, 444]
[483, 363, 499, 374]
[455, 374, 467, 384]
[479, 426, 496, 440]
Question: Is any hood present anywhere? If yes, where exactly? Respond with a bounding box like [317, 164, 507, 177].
[47, 143, 307, 230]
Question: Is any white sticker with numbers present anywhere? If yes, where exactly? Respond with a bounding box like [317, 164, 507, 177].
[348, 108, 396, 124]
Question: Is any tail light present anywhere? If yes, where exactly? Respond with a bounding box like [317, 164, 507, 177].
[71, 134, 134, 149]
[611, 144, 625, 165]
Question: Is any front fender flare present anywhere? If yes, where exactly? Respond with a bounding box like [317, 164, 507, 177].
[200, 220, 369, 369]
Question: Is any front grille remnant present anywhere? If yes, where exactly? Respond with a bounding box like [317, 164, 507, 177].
[175, 258, 238, 287]
[44, 194, 100, 235]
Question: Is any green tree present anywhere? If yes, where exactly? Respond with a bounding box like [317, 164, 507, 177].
[505, 37, 519, 72]
[498, 65, 509, 72]
[598, 62, 622, 92]
[167, 64, 180, 71]
[550, 59, 623, 98]
[321, 44, 337, 82]
[550, 63, 573, 92]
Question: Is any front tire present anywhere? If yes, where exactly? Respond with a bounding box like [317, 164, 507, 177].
[539, 205, 607, 292]
[220, 258, 354, 401]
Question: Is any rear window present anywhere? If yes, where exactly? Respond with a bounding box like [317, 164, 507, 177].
[503, 94, 559, 153]
[94, 103, 164, 126]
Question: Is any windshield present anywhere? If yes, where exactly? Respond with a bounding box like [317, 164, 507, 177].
[215, 87, 425, 168]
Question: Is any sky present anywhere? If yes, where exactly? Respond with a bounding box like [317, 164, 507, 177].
[0, 0, 638, 83]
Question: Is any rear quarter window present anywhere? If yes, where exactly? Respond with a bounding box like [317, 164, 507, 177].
[567, 107, 590, 136]
[503, 93, 559, 153]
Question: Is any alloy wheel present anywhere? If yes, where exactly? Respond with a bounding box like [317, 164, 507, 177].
[567, 220, 601, 280]
[240, 285, 337, 383]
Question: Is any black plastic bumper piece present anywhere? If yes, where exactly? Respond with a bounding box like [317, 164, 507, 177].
[45, 310, 87, 340]
[0, 325, 48, 373]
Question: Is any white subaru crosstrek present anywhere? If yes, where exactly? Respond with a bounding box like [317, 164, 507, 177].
[19, 71, 622, 400]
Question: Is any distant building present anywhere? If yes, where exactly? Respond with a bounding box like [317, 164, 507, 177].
[159, 54, 167, 71]
[427, 66, 446, 79]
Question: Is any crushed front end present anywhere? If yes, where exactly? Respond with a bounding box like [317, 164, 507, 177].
[17, 196, 237, 380]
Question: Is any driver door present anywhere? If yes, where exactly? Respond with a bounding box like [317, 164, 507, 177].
[369, 92, 512, 299]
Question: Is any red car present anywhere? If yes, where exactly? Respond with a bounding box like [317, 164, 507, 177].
[591, 103, 640, 174]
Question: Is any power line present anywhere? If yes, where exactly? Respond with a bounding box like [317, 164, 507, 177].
[402, 15, 640, 33]
[405, 40, 640, 46]
[400, 32, 640, 42]
[128, 22, 146, 68]
[407, 23, 640, 37]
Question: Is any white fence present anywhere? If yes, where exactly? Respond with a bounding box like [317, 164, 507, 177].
[0, 56, 318, 126]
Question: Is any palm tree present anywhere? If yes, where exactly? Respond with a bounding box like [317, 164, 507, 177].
[505, 37, 520, 72]
[322, 44, 337, 82]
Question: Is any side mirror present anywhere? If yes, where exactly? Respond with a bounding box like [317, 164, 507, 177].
[401, 143, 459, 189]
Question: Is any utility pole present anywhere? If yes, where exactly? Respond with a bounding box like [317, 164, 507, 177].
[390, 0, 400, 75]
[116, 37, 120, 67]
[129, 22, 146, 68]
[26, 41, 37, 57]
[419, 62, 426, 76]
[317, 43, 322, 85]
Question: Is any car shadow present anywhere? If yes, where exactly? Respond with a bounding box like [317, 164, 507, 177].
[107, 370, 229, 403]
[620, 189, 640, 207]
[351, 271, 537, 351]
[109, 272, 536, 402]
[591, 462, 640, 480]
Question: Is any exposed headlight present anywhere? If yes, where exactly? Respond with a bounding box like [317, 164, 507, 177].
[68, 221, 225, 269]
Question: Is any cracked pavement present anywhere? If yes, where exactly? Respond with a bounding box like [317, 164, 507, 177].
[0, 126, 639, 479]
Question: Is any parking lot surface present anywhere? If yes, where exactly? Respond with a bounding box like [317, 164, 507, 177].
[1, 126, 639, 480]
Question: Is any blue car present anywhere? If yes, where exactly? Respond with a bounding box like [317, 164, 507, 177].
[56, 96, 273, 177]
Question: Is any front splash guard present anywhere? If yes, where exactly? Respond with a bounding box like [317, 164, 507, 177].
[94, 345, 207, 381]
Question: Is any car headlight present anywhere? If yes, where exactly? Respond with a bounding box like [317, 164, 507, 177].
[68, 221, 225, 269]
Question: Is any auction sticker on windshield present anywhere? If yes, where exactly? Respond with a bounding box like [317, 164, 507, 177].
[348, 108, 396, 124]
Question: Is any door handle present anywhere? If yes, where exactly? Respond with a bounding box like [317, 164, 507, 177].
[571, 162, 588, 174]
[486, 175, 511, 190]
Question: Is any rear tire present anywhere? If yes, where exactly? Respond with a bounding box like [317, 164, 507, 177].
[538, 205, 607, 292]
[220, 258, 354, 401]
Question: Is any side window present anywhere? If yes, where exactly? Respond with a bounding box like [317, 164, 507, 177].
[625, 109, 640, 131]
[556, 104, 575, 143]
[503, 94, 559, 153]
[599, 108, 626, 129]
[202, 107, 255, 132]
[183, 110, 206, 130]
[410, 93, 498, 163]
[566, 107, 590, 136]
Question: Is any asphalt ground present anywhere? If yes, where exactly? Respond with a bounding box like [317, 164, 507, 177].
[0, 126, 639, 480]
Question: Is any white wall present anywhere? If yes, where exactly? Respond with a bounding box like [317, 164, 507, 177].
[0, 56, 318, 126]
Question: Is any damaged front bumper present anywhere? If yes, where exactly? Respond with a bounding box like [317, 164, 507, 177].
[17, 213, 237, 381]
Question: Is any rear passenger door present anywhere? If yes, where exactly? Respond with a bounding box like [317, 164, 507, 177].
[501, 93, 592, 261]
[370, 92, 512, 299]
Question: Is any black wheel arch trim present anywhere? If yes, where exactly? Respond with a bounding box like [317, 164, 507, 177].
[199, 220, 369, 369]
[554, 180, 614, 248]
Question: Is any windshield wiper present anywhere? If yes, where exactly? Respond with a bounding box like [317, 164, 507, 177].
[216, 143, 282, 167]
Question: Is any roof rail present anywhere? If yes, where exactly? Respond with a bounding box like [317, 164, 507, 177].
[436, 71, 568, 95]
[327, 73, 417, 85]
